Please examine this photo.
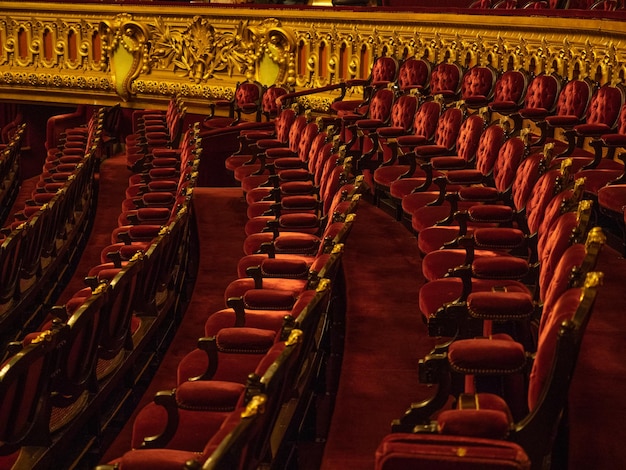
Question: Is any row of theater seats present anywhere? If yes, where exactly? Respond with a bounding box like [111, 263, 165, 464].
[303, 55, 626, 256]
[96, 100, 367, 468]
[272, 56, 611, 468]
[0, 107, 202, 469]
[0, 111, 103, 346]
[0, 121, 26, 223]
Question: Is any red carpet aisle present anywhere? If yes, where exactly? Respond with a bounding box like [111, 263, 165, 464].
[568, 246, 626, 469]
[320, 203, 439, 470]
[55, 155, 131, 304]
[100, 186, 248, 463]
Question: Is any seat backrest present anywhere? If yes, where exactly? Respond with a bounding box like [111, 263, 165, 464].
[461, 66, 497, 102]
[524, 163, 567, 235]
[527, 272, 602, 414]
[233, 81, 264, 119]
[492, 70, 529, 108]
[553, 78, 593, 119]
[397, 57, 432, 93]
[97, 256, 143, 365]
[0, 329, 59, 453]
[370, 56, 400, 87]
[523, 73, 560, 112]
[412, 100, 442, 140]
[474, 123, 507, 177]
[508, 149, 545, 214]
[388, 93, 420, 131]
[536, 201, 593, 305]
[432, 107, 464, 150]
[274, 108, 298, 145]
[0, 226, 25, 312]
[540, 226, 605, 315]
[454, 113, 486, 164]
[286, 115, 309, 153]
[262, 85, 290, 121]
[367, 88, 395, 122]
[584, 84, 625, 127]
[430, 62, 462, 97]
[491, 134, 528, 193]
[296, 122, 320, 162]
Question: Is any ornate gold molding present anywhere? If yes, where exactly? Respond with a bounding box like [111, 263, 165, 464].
[0, 3, 624, 112]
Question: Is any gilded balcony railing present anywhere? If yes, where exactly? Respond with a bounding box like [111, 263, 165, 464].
[0, 2, 624, 112]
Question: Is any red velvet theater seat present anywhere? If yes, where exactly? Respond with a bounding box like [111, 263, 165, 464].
[243, 131, 333, 206]
[553, 83, 625, 167]
[488, 69, 529, 118]
[361, 98, 441, 179]
[460, 65, 497, 110]
[0, 329, 60, 467]
[372, 103, 461, 206]
[329, 55, 399, 116]
[419, 147, 551, 280]
[533, 78, 594, 152]
[204, 280, 331, 338]
[375, 434, 531, 470]
[390, 112, 486, 220]
[429, 61, 464, 103]
[393, 271, 602, 468]
[223, 243, 344, 302]
[401, 121, 505, 235]
[396, 57, 432, 94]
[232, 114, 308, 184]
[409, 130, 528, 237]
[508, 72, 561, 134]
[130, 337, 285, 452]
[202, 80, 264, 130]
[338, 86, 396, 167]
[418, 198, 592, 339]
[240, 120, 320, 194]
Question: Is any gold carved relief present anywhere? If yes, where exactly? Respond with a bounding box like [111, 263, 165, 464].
[0, 5, 624, 112]
[133, 16, 296, 101]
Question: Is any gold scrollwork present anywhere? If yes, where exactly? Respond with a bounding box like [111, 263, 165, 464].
[145, 16, 295, 92]
[100, 14, 150, 100]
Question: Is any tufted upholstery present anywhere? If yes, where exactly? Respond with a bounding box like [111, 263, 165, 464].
[397, 57, 432, 93]
[574, 84, 625, 136]
[368, 88, 395, 122]
[544, 79, 592, 127]
[261, 85, 289, 120]
[461, 66, 497, 108]
[492, 138, 527, 195]
[489, 70, 528, 114]
[370, 56, 400, 87]
[234, 82, 262, 114]
[519, 74, 560, 119]
[411, 101, 442, 141]
[430, 62, 463, 101]
[474, 124, 507, 176]
[388, 94, 420, 132]
[331, 56, 398, 115]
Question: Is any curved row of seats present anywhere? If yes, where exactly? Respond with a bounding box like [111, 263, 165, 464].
[0, 111, 103, 346]
[0, 112, 204, 469]
[94, 99, 366, 469]
[279, 55, 613, 468]
[0, 121, 26, 223]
